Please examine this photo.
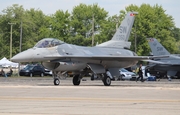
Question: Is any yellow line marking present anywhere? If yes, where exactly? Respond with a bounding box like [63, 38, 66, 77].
[0, 97, 179, 103]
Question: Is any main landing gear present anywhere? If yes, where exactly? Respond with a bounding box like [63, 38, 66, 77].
[102, 74, 111, 86]
[52, 70, 111, 86]
[72, 74, 81, 85]
[53, 71, 82, 86]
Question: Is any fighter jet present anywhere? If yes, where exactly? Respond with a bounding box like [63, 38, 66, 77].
[146, 38, 180, 78]
[11, 12, 161, 86]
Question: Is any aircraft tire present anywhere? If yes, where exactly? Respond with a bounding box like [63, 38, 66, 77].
[103, 74, 111, 86]
[73, 75, 81, 85]
[54, 78, 60, 85]
[91, 74, 94, 81]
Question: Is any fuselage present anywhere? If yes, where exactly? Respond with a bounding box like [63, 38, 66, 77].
[148, 56, 180, 77]
[150, 64, 180, 71]
[11, 42, 137, 71]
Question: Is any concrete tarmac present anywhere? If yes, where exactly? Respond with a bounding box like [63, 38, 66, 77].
[0, 77, 180, 115]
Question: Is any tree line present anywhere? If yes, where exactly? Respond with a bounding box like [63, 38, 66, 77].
[0, 3, 180, 59]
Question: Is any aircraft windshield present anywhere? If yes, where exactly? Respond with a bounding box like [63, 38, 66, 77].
[34, 38, 64, 48]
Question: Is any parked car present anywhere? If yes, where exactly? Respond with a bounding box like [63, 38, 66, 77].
[44, 68, 52, 76]
[19, 64, 45, 77]
[119, 68, 138, 81]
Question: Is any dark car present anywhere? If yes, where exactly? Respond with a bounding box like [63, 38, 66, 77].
[19, 64, 45, 77]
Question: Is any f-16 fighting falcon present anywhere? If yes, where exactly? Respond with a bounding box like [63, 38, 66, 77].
[146, 38, 180, 78]
[11, 11, 161, 86]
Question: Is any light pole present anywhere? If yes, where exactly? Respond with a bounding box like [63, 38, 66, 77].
[8, 22, 15, 59]
[20, 21, 22, 53]
[135, 23, 137, 53]
[18, 21, 23, 77]
[92, 14, 94, 46]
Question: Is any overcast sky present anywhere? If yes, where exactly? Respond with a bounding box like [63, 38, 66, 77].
[0, 0, 179, 28]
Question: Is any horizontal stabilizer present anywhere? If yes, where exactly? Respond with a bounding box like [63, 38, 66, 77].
[143, 60, 166, 64]
[143, 59, 180, 65]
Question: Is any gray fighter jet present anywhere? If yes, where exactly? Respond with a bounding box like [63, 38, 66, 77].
[146, 38, 180, 78]
[11, 12, 161, 86]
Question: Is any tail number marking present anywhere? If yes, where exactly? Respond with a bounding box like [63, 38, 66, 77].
[157, 47, 165, 55]
[119, 26, 127, 33]
[116, 35, 125, 40]
[157, 47, 163, 51]
[116, 26, 127, 40]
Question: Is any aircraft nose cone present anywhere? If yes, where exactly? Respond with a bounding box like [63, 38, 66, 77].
[11, 49, 34, 62]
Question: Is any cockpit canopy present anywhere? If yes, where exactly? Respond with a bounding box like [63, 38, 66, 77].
[34, 38, 64, 48]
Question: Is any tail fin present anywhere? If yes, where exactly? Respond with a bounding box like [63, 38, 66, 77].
[147, 38, 170, 56]
[111, 12, 138, 41]
[96, 11, 138, 49]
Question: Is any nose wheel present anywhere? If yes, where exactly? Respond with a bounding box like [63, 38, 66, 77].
[53, 71, 60, 85]
[54, 78, 60, 85]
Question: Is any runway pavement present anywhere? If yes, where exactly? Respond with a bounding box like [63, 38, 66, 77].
[0, 77, 180, 115]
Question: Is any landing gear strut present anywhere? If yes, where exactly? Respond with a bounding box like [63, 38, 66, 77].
[54, 78, 60, 85]
[52, 71, 69, 85]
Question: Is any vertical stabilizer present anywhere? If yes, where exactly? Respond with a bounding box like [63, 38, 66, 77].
[147, 38, 170, 56]
[111, 12, 138, 41]
[97, 11, 138, 48]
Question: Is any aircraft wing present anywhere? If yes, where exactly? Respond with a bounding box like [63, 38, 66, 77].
[44, 55, 169, 61]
